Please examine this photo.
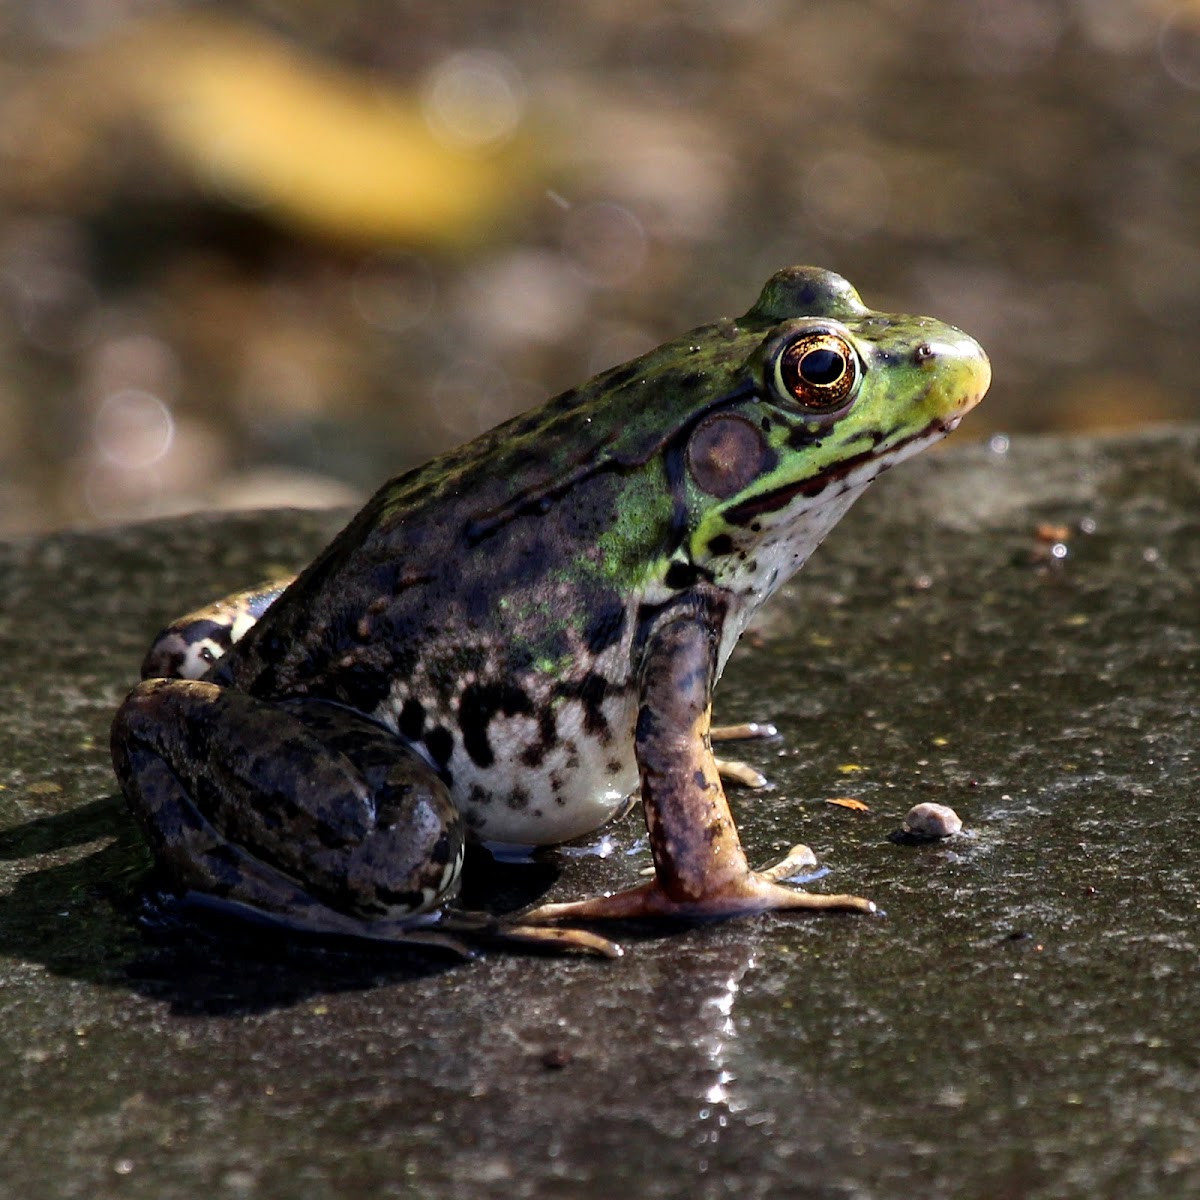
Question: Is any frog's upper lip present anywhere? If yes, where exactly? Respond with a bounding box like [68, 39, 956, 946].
[721, 414, 955, 527]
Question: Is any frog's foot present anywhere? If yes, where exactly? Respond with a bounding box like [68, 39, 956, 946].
[175, 890, 621, 958]
[756, 842, 819, 882]
[438, 914, 623, 958]
[520, 871, 875, 927]
[714, 756, 768, 789]
[710, 721, 777, 742]
[711, 722, 777, 789]
[295, 908, 623, 958]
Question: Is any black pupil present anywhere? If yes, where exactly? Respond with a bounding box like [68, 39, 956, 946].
[799, 347, 844, 386]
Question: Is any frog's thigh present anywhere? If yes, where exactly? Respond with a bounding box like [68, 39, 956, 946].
[141, 577, 293, 679]
[111, 679, 465, 924]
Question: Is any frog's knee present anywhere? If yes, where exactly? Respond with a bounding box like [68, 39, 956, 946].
[112, 679, 209, 787]
[110, 679, 219, 865]
[113, 677, 215, 734]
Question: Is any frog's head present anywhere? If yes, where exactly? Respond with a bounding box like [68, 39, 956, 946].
[681, 265, 990, 603]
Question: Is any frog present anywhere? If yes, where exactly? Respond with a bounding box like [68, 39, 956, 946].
[111, 265, 990, 957]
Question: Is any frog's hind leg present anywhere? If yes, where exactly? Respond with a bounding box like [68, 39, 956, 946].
[140, 577, 294, 680]
[111, 679, 466, 936]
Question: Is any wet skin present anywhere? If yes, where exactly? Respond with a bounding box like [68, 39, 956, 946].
[112, 266, 991, 956]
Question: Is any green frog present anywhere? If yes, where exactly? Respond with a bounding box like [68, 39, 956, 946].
[111, 266, 990, 956]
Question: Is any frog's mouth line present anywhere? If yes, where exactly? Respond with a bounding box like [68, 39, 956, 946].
[722, 414, 954, 527]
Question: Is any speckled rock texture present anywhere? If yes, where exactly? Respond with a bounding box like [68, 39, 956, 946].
[1, 428, 1196, 1200]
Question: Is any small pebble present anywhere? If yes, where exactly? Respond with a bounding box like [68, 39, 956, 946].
[902, 802, 963, 839]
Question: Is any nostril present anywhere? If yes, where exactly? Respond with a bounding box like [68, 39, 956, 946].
[913, 343, 935, 364]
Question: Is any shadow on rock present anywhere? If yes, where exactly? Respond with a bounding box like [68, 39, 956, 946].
[0, 796, 565, 1016]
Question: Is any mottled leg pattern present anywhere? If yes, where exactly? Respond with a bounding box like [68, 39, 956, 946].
[112, 680, 619, 956]
[523, 615, 875, 926]
[113, 679, 465, 921]
[141, 577, 293, 680]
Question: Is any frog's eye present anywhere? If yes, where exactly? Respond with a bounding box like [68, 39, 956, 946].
[772, 331, 861, 413]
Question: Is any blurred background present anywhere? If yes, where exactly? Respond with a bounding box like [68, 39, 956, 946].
[0, 0, 1197, 536]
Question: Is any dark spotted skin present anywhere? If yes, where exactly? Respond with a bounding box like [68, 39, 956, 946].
[111, 266, 990, 945]
[112, 680, 463, 922]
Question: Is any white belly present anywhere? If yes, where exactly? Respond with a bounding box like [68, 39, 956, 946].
[449, 687, 640, 845]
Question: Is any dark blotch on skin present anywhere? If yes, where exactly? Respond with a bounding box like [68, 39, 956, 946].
[333, 662, 392, 714]
[459, 681, 534, 768]
[520, 743, 545, 768]
[520, 709, 559, 768]
[584, 603, 627, 656]
[634, 705, 662, 748]
[662, 443, 692, 559]
[706, 533, 734, 557]
[204, 844, 247, 896]
[538, 707, 557, 751]
[602, 362, 640, 391]
[664, 561, 700, 590]
[425, 726, 455, 768]
[398, 697, 426, 741]
[786, 424, 821, 451]
[559, 672, 611, 740]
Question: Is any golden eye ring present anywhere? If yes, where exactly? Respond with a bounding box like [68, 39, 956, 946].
[772, 331, 861, 412]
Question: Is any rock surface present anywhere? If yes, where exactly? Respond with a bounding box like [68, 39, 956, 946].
[1, 428, 1197, 1200]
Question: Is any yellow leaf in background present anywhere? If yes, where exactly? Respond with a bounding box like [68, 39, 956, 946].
[10, 15, 547, 250]
[135, 21, 539, 247]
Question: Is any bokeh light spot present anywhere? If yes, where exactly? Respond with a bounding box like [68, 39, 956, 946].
[420, 51, 525, 153]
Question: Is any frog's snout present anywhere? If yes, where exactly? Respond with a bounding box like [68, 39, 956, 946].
[962, 340, 992, 409]
[928, 329, 991, 425]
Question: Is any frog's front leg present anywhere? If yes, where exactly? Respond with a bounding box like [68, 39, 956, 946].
[140, 578, 293, 680]
[523, 613, 875, 926]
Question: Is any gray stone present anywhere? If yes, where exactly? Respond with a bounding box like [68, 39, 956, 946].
[1, 428, 1197, 1200]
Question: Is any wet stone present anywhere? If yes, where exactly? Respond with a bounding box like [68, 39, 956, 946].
[900, 802, 964, 840]
[1, 429, 1198, 1199]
